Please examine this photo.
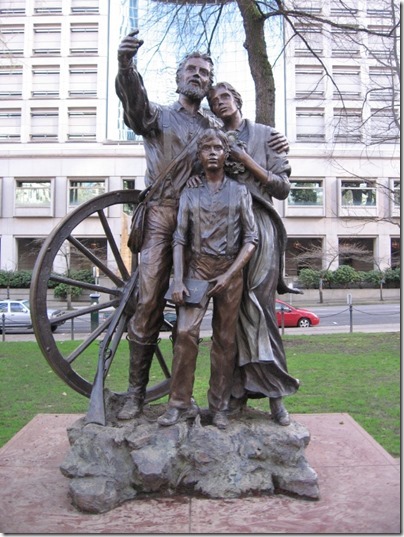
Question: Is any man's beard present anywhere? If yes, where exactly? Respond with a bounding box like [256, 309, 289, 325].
[177, 80, 208, 101]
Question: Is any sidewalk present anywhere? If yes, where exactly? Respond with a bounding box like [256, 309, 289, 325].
[0, 412, 399, 533]
[0, 322, 400, 342]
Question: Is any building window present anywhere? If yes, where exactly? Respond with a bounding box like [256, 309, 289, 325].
[295, 66, 324, 99]
[330, 0, 358, 17]
[17, 238, 45, 271]
[370, 108, 399, 144]
[341, 180, 376, 207]
[285, 238, 323, 277]
[292, 0, 322, 13]
[69, 179, 105, 206]
[333, 108, 362, 143]
[367, 0, 392, 18]
[123, 177, 140, 215]
[15, 180, 52, 207]
[0, 25, 25, 56]
[69, 23, 98, 55]
[390, 179, 400, 218]
[123, 178, 136, 191]
[0, 66, 23, 98]
[338, 238, 374, 271]
[0, 109, 21, 141]
[288, 180, 323, 206]
[331, 28, 360, 57]
[332, 66, 361, 99]
[69, 238, 107, 270]
[294, 25, 323, 56]
[69, 65, 97, 97]
[368, 26, 391, 59]
[33, 24, 61, 55]
[0, 0, 25, 15]
[34, 0, 62, 14]
[70, 0, 99, 14]
[368, 67, 397, 101]
[30, 108, 58, 141]
[390, 238, 400, 268]
[296, 108, 325, 142]
[32, 66, 60, 98]
[68, 108, 96, 140]
[393, 180, 400, 207]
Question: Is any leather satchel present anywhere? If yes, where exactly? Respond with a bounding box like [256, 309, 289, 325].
[127, 199, 147, 254]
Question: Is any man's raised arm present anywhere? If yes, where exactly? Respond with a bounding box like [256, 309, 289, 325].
[115, 30, 158, 135]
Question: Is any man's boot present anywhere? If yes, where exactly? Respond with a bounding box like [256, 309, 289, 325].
[117, 339, 156, 420]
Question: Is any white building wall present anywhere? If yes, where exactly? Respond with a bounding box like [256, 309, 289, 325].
[0, 0, 400, 275]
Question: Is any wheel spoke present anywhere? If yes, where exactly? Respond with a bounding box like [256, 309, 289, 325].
[50, 274, 121, 296]
[67, 235, 124, 287]
[154, 345, 171, 379]
[66, 316, 114, 364]
[30, 190, 170, 403]
[50, 298, 119, 324]
[97, 209, 130, 281]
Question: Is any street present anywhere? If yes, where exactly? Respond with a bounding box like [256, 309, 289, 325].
[304, 303, 400, 328]
[0, 302, 399, 341]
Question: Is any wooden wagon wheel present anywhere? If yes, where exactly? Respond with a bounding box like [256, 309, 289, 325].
[30, 190, 172, 422]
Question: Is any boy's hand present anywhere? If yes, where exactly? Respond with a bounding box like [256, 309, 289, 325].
[172, 281, 190, 306]
[208, 273, 231, 296]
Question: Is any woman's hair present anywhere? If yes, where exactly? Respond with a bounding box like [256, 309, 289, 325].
[207, 82, 243, 111]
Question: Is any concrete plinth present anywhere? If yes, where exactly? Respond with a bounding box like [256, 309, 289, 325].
[0, 412, 400, 534]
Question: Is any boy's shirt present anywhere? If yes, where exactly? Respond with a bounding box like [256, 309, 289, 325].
[173, 176, 258, 257]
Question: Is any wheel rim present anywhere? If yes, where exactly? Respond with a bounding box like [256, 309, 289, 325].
[30, 190, 171, 401]
[298, 318, 311, 328]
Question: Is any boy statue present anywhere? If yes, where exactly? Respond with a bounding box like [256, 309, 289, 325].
[157, 129, 258, 430]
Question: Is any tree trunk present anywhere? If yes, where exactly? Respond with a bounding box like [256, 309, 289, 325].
[235, 0, 275, 126]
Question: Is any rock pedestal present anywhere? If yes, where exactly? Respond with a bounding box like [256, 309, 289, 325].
[60, 393, 319, 513]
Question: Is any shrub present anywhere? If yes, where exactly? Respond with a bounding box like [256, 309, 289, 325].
[384, 267, 400, 286]
[331, 265, 361, 288]
[362, 270, 384, 286]
[320, 270, 334, 288]
[0, 270, 32, 288]
[298, 268, 320, 289]
[53, 269, 95, 299]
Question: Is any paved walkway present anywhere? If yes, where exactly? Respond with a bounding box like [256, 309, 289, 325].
[0, 322, 400, 342]
[0, 412, 399, 533]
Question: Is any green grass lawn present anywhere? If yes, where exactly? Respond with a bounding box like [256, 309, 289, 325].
[0, 332, 400, 456]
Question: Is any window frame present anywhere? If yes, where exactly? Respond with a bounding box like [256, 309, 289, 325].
[285, 179, 325, 217]
[14, 178, 55, 217]
[338, 178, 378, 217]
[68, 179, 106, 209]
[296, 108, 325, 142]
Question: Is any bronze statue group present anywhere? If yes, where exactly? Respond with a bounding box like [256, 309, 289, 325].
[115, 30, 300, 430]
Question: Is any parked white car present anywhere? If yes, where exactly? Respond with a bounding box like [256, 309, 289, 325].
[0, 299, 65, 332]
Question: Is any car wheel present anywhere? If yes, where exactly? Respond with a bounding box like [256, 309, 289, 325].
[298, 317, 311, 328]
[51, 325, 58, 333]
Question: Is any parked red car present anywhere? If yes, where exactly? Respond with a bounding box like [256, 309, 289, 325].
[275, 299, 320, 328]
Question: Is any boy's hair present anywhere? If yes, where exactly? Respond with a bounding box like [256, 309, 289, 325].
[176, 52, 215, 88]
[197, 128, 230, 159]
[207, 82, 243, 111]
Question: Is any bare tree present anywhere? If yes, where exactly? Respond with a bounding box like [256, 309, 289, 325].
[291, 240, 374, 302]
[139, 0, 400, 134]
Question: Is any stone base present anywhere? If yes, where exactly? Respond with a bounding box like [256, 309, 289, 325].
[60, 392, 319, 514]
